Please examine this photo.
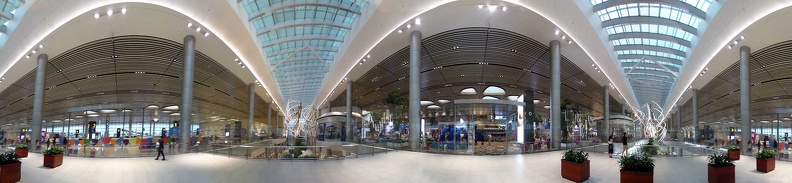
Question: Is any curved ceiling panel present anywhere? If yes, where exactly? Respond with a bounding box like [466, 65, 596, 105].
[0, 35, 273, 128]
[328, 27, 621, 118]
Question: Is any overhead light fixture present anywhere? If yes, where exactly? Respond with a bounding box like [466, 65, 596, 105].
[561, 35, 566, 40]
[25, 55, 29, 59]
[196, 27, 201, 32]
[478, 5, 483, 8]
[31, 50, 36, 54]
[397, 29, 403, 33]
[187, 22, 192, 27]
[568, 40, 572, 44]
[487, 5, 497, 11]
[107, 9, 113, 16]
[121, 8, 127, 14]
[415, 18, 421, 25]
[728, 45, 732, 49]
[367, 55, 371, 58]
[204, 32, 210, 37]
[94, 13, 100, 19]
[555, 30, 559, 35]
[733, 40, 738, 45]
[740, 35, 745, 40]
[39, 45, 43, 49]
[406, 24, 411, 29]
[502, 6, 507, 12]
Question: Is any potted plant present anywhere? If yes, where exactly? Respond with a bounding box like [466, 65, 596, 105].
[561, 149, 590, 182]
[619, 153, 655, 183]
[726, 145, 740, 160]
[0, 151, 21, 183]
[43, 147, 65, 168]
[755, 149, 775, 173]
[708, 153, 735, 183]
[13, 144, 28, 158]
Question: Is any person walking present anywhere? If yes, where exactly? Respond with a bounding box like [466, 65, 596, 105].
[608, 135, 614, 158]
[155, 138, 165, 161]
[620, 132, 629, 156]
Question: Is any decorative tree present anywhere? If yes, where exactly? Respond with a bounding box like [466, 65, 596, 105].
[383, 91, 409, 138]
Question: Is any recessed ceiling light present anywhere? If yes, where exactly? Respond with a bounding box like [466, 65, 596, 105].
[107, 9, 113, 16]
[478, 5, 483, 8]
[367, 55, 371, 58]
[39, 45, 43, 49]
[561, 35, 566, 40]
[187, 22, 192, 27]
[406, 24, 411, 29]
[25, 55, 29, 58]
[733, 40, 738, 45]
[502, 6, 507, 12]
[415, 18, 421, 25]
[31, 50, 36, 53]
[740, 35, 745, 40]
[204, 32, 210, 36]
[728, 45, 732, 49]
[397, 29, 402, 33]
[122, 8, 127, 14]
[555, 30, 559, 35]
[196, 27, 201, 32]
[94, 13, 100, 19]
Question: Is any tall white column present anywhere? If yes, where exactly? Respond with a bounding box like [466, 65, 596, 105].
[346, 80, 353, 142]
[603, 85, 610, 142]
[550, 40, 561, 148]
[409, 31, 422, 150]
[30, 54, 48, 149]
[248, 83, 255, 141]
[740, 46, 751, 154]
[179, 35, 196, 153]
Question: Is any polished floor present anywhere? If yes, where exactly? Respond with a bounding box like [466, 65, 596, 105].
[16, 146, 789, 183]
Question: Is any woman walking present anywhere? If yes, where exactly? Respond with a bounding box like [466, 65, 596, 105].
[608, 135, 614, 158]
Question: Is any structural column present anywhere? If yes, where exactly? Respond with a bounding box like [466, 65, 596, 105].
[550, 40, 561, 148]
[603, 86, 610, 142]
[179, 35, 196, 153]
[247, 83, 255, 141]
[677, 106, 682, 140]
[409, 31, 422, 150]
[268, 102, 272, 137]
[692, 89, 699, 143]
[346, 80, 353, 142]
[740, 46, 751, 154]
[30, 54, 48, 149]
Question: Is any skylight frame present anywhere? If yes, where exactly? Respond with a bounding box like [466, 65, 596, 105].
[596, 3, 703, 28]
[604, 23, 696, 42]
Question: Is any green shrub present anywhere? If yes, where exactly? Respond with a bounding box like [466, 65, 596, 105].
[0, 152, 20, 165]
[15, 144, 28, 149]
[708, 153, 734, 168]
[290, 148, 303, 158]
[756, 149, 776, 159]
[562, 149, 589, 164]
[619, 154, 655, 172]
[43, 147, 65, 155]
[726, 145, 740, 150]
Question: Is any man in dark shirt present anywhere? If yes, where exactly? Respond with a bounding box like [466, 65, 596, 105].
[155, 138, 165, 161]
[620, 132, 629, 156]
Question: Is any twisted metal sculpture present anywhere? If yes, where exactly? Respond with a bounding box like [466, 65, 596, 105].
[631, 101, 668, 142]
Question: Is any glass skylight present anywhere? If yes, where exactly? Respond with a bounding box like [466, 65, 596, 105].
[620, 59, 681, 69]
[596, 3, 703, 28]
[611, 38, 689, 52]
[604, 24, 696, 41]
[615, 50, 685, 61]
[627, 72, 673, 79]
[592, 0, 713, 12]
[241, 0, 370, 103]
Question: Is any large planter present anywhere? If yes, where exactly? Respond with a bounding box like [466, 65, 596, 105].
[0, 162, 21, 183]
[727, 149, 740, 160]
[13, 149, 27, 158]
[756, 158, 775, 173]
[708, 165, 735, 183]
[620, 170, 653, 183]
[43, 153, 64, 168]
[561, 160, 590, 183]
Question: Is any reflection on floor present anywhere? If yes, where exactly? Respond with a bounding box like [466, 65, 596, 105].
[18, 148, 790, 183]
